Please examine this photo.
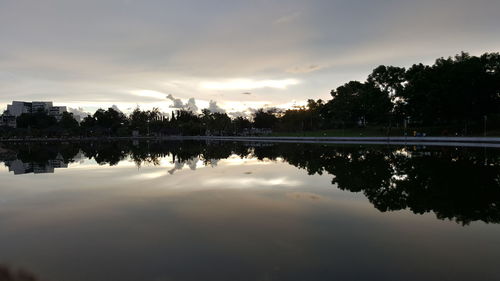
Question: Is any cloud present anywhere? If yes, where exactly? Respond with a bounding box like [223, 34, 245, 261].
[111, 104, 122, 113]
[228, 107, 259, 119]
[207, 100, 226, 113]
[167, 94, 198, 113]
[68, 107, 91, 119]
[185, 98, 198, 113]
[166, 94, 184, 108]
[201, 79, 300, 90]
[286, 64, 323, 74]
[134, 90, 167, 100]
[228, 111, 246, 118]
[274, 12, 301, 25]
[241, 92, 252, 95]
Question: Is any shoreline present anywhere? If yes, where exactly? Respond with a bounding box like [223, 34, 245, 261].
[1, 136, 500, 148]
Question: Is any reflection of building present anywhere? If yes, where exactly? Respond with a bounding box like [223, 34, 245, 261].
[3, 153, 68, 175]
[1, 101, 68, 127]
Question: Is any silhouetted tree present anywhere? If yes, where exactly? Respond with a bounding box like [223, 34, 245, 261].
[323, 81, 392, 126]
[253, 109, 278, 129]
[59, 112, 79, 133]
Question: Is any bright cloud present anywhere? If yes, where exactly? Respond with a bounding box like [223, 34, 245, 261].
[201, 79, 300, 90]
[133, 90, 167, 100]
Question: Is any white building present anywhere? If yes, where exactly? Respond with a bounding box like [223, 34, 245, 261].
[1, 101, 68, 127]
[32, 101, 53, 113]
[6, 101, 32, 116]
[49, 106, 67, 121]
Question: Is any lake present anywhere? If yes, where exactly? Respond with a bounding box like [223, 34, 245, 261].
[0, 141, 499, 281]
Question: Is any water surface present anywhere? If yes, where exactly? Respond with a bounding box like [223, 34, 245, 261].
[0, 141, 499, 281]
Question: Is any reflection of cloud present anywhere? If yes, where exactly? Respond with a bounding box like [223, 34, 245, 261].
[286, 192, 322, 201]
[133, 170, 166, 180]
[168, 157, 199, 174]
[208, 159, 218, 167]
[203, 177, 301, 188]
[188, 158, 198, 170]
[220, 155, 273, 166]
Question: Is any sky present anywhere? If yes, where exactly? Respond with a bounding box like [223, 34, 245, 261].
[1, 0, 500, 117]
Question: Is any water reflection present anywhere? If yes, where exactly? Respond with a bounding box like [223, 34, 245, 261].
[0, 264, 40, 281]
[1, 141, 499, 225]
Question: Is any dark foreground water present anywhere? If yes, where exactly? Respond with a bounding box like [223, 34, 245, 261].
[0, 141, 500, 281]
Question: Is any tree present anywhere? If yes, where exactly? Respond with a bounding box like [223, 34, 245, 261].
[368, 65, 406, 99]
[16, 112, 57, 129]
[94, 107, 128, 135]
[253, 109, 278, 129]
[232, 116, 252, 134]
[399, 52, 500, 126]
[323, 81, 392, 126]
[129, 107, 150, 134]
[59, 112, 79, 133]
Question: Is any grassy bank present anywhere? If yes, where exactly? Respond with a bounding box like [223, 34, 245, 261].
[272, 127, 403, 137]
[272, 127, 500, 137]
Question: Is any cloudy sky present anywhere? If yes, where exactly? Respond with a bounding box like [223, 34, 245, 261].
[1, 0, 499, 116]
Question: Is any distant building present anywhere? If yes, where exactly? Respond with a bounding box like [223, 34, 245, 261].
[1, 101, 68, 127]
[32, 101, 53, 113]
[6, 101, 32, 116]
[49, 106, 67, 121]
[0, 115, 16, 128]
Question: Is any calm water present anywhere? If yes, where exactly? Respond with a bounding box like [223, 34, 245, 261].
[0, 141, 500, 281]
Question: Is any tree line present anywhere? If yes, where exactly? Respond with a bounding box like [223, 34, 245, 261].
[2, 52, 499, 137]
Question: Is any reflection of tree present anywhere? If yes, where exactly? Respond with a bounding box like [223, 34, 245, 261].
[282, 145, 500, 225]
[387, 151, 500, 224]
[80, 142, 128, 165]
[2, 143, 79, 165]
[1, 141, 500, 224]
[248, 143, 500, 225]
